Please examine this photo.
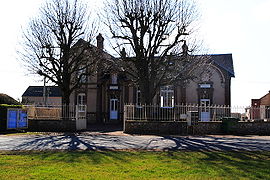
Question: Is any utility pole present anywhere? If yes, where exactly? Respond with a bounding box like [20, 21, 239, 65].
[43, 77, 47, 106]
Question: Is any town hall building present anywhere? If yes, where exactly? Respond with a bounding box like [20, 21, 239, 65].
[22, 34, 235, 124]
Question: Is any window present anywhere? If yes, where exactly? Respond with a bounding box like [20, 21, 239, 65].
[199, 83, 212, 100]
[77, 93, 86, 112]
[160, 85, 174, 107]
[111, 73, 117, 84]
[78, 67, 87, 83]
[136, 87, 141, 106]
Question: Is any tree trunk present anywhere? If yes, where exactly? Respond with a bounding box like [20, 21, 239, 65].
[140, 80, 154, 105]
[61, 86, 71, 121]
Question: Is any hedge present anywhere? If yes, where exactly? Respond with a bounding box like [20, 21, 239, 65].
[0, 93, 21, 105]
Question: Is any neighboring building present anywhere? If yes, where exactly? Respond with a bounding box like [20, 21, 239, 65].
[22, 86, 61, 105]
[23, 34, 235, 124]
[251, 91, 270, 120]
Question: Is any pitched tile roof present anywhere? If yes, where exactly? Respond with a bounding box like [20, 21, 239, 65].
[76, 39, 235, 77]
[210, 54, 235, 77]
[22, 86, 61, 97]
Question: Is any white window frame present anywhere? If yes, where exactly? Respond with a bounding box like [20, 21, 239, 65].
[160, 85, 174, 108]
[77, 93, 86, 112]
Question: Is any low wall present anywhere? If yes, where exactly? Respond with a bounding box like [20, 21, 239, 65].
[193, 122, 222, 135]
[28, 119, 76, 132]
[124, 121, 187, 135]
[233, 122, 270, 135]
[124, 120, 270, 135]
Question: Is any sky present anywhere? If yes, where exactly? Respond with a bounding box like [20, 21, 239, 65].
[0, 0, 270, 106]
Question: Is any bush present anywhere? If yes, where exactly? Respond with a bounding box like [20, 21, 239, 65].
[0, 93, 21, 105]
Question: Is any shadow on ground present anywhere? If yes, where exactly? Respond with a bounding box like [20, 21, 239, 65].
[10, 133, 270, 152]
[160, 135, 270, 151]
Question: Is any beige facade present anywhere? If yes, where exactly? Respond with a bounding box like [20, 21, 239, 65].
[184, 64, 227, 105]
[24, 35, 234, 124]
[69, 51, 234, 124]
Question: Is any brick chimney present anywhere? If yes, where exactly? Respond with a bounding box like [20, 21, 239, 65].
[96, 33, 104, 50]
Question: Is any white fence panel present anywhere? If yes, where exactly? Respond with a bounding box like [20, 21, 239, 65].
[124, 104, 270, 122]
[24, 105, 87, 130]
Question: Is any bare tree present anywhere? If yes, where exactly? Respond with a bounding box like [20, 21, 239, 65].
[20, 0, 99, 106]
[105, 0, 208, 104]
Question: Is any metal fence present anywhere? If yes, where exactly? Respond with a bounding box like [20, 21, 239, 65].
[124, 104, 270, 122]
[24, 105, 87, 121]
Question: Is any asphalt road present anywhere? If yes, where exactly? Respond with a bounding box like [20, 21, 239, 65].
[0, 132, 270, 151]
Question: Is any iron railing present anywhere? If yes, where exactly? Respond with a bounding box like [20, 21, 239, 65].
[124, 104, 270, 122]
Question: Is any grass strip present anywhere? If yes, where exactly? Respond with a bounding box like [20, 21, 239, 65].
[0, 150, 269, 180]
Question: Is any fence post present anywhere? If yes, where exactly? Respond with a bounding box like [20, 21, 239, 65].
[123, 105, 127, 132]
[75, 105, 78, 121]
[132, 104, 135, 121]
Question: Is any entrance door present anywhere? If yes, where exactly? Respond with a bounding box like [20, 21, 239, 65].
[110, 99, 118, 120]
[200, 99, 210, 121]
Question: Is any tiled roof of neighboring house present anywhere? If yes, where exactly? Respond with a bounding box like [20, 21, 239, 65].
[22, 86, 61, 97]
[210, 54, 235, 77]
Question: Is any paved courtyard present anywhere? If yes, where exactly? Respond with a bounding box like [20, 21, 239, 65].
[0, 132, 269, 151]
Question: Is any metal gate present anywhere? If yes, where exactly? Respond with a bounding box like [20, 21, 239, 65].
[76, 105, 87, 130]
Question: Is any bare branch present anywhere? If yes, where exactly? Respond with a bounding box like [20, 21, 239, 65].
[19, 0, 98, 105]
[104, 0, 208, 104]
